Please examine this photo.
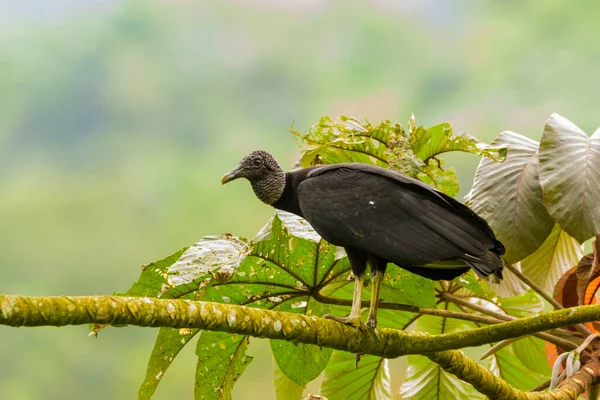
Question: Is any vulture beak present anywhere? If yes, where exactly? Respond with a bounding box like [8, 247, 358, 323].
[221, 165, 243, 185]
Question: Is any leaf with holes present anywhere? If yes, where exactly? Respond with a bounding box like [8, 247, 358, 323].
[119, 235, 247, 300]
[466, 131, 553, 264]
[539, 113, 600, 243]
[417, 157, 460, 197]
[320, 351, 391, 400]
[520, 224, 583, 295]
[194, 332, 253, 400]
[292, 116, 421, 174]
[121, 235, 247, 398]
[138, 327, 200, 399]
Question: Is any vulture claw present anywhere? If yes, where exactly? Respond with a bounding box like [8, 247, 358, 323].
[322, 313, 362, 328]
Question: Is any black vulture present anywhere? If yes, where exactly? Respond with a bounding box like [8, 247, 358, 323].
[222, 150, 504, 328]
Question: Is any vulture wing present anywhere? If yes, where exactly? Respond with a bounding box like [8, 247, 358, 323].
[296, 164, 503, 277]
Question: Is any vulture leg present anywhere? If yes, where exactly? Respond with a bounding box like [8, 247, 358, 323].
[367, 270, 382, 328]
[323, 248, 367, 327]
[323, 273, 364, 327]
[367, 256, 386, 328]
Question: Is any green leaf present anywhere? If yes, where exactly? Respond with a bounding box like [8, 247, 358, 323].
[320, 351, 391, 400]
[120, 247, 188, 297]
[292, 116, 397, 167]
[511, 337, 551, 375]
[520, 224, 583, 294]
[453, 271, 488, 299]
[124, 236, 247, 398]
[381, 265, 437, 309]
[496, 289, 544, 318]
[271, 337, 332, 386]
[138, 327, 200, 399]
[538, 113, 600, 243]
[119, 235, 247, 300]
[489, 345, 547, 391]
[194, 332, 253, 400]
[399, 354, 485, 400]
[321, 281, 421, 330]
[399, 308, 485, 400]
[465, 130, 554, 264]
[274, 361, 305, 400]
[270, 297, 332, 386]
[411, 122, 507, 163]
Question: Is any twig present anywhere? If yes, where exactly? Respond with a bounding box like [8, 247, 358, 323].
[505, 263, 592, 337]
[442, 292, 580, 352]
[313, 292, 505, 326]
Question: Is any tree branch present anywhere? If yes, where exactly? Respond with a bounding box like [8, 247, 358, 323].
[427, 350, 600, 400]
[504, 263, 592, 337]
[2, 294, 600, 358]
[4, 294, 600, 399]
[313, 292, 505, 325]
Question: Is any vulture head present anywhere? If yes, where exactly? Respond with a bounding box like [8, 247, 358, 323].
[221, 150, 286, 205]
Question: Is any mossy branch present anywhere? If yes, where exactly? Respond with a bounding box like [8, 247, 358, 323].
[428, 350, 600, 400]
[4, 294, 600, 398]
[1, 294, 600, 357]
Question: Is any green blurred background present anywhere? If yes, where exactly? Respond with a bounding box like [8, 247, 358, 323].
[1, 1, 598, 398]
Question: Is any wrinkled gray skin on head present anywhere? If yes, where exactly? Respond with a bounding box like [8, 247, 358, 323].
[221, 150, 286, 205]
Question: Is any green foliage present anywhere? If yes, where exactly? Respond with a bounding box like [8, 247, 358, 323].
[273, 363, 305, 400]
[292, 115, 506, 197]
[139, 327, 200, 398]
[468, 114, 595, 296]
[465, 130, 554, 264]
[194, 332, 253, 400]
[538, 113, 600, 243]
[321, 351, 391, 400]
[118, 113, 600, 399]
[519, 224, 583, 294]
[399, 311, 485, 400]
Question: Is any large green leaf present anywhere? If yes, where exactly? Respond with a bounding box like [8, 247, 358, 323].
[320, 351, 391, 400]
[122, 235, 247, 398]
[120, 235, 247, 300]
[465, 130, 554, 264]
[319, 301, 415, 400]
[270, 299, 333, 386]
[511, 337, 551, 376]
[194, 332, 253, 400]
[399, 310, 484, 400]
[489, 345, 547, 391]
[453, 271, 488, 299]
[538, 113, 600, 243]
[379, 265, 437, 309]
[520, 224, 583, 294]
[274, 361, 305, 400]
[271, 337, 332, 387]
[120, 247, 189, 298]
[138, 327, 200, 399]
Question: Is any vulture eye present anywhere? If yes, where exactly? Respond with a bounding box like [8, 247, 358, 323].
[253, 159, 262, 167]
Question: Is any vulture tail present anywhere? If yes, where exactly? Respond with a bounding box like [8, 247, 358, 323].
[463, 240, 505, 280]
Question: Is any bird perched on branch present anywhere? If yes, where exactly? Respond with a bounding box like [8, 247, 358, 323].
[222, 150, 504, 328]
